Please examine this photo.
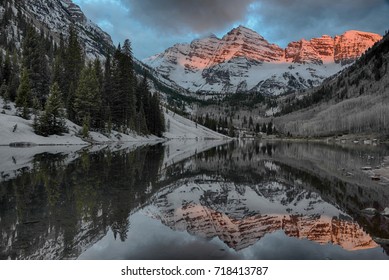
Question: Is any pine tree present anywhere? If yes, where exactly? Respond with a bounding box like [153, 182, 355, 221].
[2, 51, 11, 84]
[135, 71, 150, 134]
[0, 83, 10, 110]
[7, 51, 19, 101]
[255, 123, 260, 133]
[249, 116, 253, 128]
[74, 64, 101, 128]
[102, 53, 112, 132]
[22, 25, 50, 107]
[261, 123, 267, 133]
[64, 25, 84, 120]
[148, 93, 165, 137]
[52, 33, 66, 92]
[0, 83, 7, 98]
[111, 40, 136, 130]
[267, 121, 273, 135]
[35, 82, 67, 136]
[2, 52, 12, 84]
[228, 123, 235, 137]
[15, 68, 31, 119]
[136, 105, 148, 135]
[93, 58, 104, 129]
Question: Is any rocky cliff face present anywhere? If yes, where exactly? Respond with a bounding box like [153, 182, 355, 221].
[333, 30, 381, 64]
[3, 0, 114, 59]
[286, 30, 382, 65]
[144, 26, 381, 95]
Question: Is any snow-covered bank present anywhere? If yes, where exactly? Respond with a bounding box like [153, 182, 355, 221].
[0, 98, 229, 146]
[0, 97, 160, 146]
[163, 109, 228, 140]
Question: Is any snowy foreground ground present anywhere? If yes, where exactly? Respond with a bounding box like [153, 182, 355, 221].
[0, 97, 227, 146]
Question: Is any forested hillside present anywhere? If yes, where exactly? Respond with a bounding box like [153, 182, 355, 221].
[0, 0, 165, 139]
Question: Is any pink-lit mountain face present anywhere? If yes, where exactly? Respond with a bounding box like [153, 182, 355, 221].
[144, 26, 381, 95]
[286, 30, 382, 64]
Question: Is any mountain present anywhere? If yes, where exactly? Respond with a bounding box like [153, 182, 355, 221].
[1, 0, 114, 58]
[274, 31, 389, 137]
[144, 26, 381, 95]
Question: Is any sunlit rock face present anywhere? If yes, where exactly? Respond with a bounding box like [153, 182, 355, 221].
[144, 177, 378, 251]
[333, 30, 382, 64]
[144, 27, 381, 95]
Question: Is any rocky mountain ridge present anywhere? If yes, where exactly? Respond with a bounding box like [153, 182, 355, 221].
[144, 26, 382, 95]
[1, 0, 114, 59]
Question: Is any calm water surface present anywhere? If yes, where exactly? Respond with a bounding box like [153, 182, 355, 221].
[1, 140, 389, 260]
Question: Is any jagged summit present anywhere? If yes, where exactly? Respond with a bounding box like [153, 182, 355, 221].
[144, 26, 382, 95]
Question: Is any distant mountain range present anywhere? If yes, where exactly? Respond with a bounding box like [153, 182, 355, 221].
[144, 26, 381, 95]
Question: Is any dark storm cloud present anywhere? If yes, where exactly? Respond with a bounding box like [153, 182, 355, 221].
[252, 0, 389, 45]
[125, 0, 256, 34]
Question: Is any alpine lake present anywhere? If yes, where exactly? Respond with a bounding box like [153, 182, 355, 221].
[1, 139, 389, 260]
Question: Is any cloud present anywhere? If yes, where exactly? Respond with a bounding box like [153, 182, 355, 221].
[249, 0, 389, 46]
[74, 0, 389, 58]
[125, 0, 256, 34]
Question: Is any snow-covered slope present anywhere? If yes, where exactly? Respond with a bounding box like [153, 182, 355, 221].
[0, 97, 229, 145]
[144, 26, 382, 95]
[164, 109, 228, 139]
[0, 98, 160, 146]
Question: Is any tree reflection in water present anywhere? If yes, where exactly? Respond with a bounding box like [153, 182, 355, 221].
[1, 141, 389, 259]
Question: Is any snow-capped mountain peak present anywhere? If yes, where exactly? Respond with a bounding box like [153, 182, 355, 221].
[144, 27, 382, 95]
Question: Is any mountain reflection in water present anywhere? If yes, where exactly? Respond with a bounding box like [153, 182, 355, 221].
[1, 140, 389, 260]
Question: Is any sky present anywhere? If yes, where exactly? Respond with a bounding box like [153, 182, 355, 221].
[73, 0, 389, 60]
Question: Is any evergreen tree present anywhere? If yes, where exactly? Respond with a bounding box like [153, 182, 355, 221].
[111, 40, 136, 130]
[243, 116, 247, 126]
[64, 25, 84, 120]
[0, 83, 10, 109]
[22, 25, 50, 107]
[101, 53, 112, 132]
[136, 72, 150, 134]
[0, 83, 7, 98]
[255, 123, 260, 133]
[2, 51, 11, 84]
[52, 33, 66, 92]
[249, 116, 253, 128]
[15, 67, 31, 119]
[93, 58, 104, 128]
[35, 82, 67, 136]
[228, 123, 235, 137]
[74, 63, 101, 129]
[7, 51, 19, 101]
[267, 121, 273, 135]
[261, 123, 267, 133]
[136, 105, 148, 135]
[148, 93, 165, 137]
